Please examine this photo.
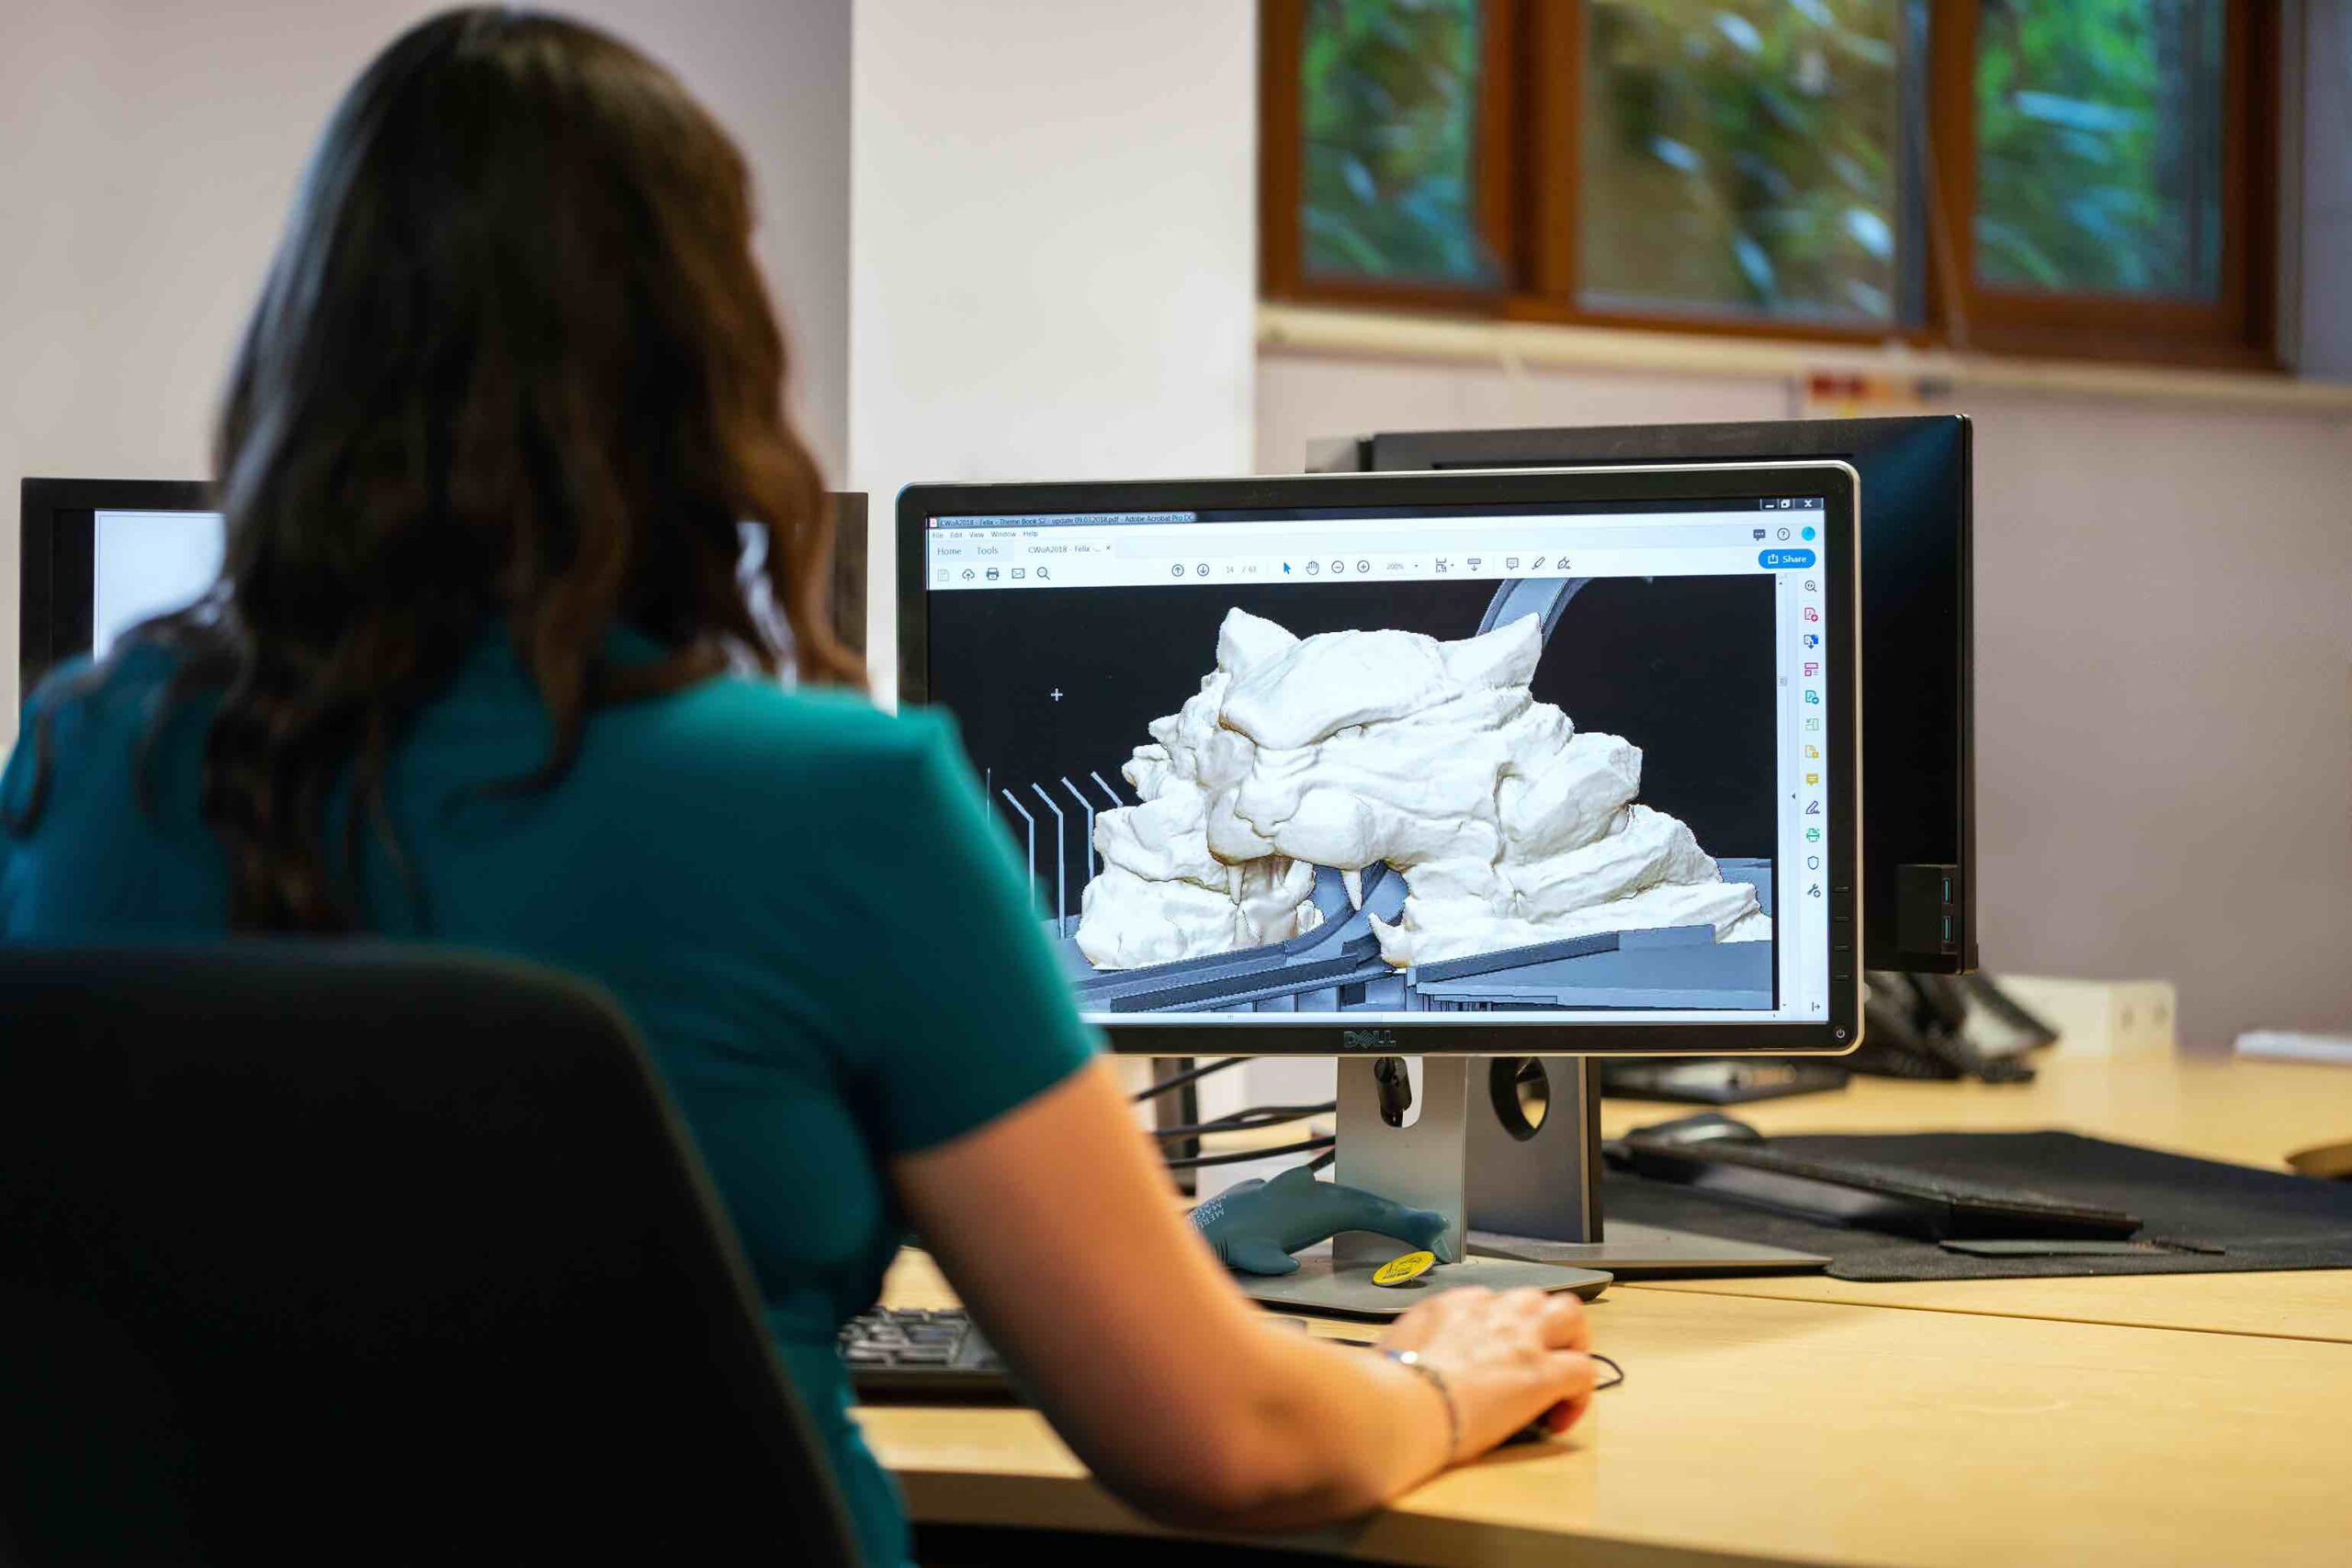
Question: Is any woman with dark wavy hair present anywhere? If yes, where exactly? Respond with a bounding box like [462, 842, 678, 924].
[1, 10, 1596, 1563]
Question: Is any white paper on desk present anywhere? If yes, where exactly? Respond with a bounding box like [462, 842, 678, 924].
[2233, 1030, 2352, 1065]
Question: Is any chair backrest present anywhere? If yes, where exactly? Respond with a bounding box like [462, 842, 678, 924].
[0, 943, 860, 1566]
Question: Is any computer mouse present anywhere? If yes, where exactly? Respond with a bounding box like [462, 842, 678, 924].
[1627, 1111, 1766, 1147]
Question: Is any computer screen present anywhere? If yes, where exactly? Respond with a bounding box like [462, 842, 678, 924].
[88, 505, 223, 661]
[17, 479, 870, 696]
[901, 465, 1860, 1055]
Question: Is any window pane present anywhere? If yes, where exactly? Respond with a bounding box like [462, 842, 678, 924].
[1300, 0, 1496, 285]
[1580, 1, 1904, 326]
[1974, 0, 2224, 299]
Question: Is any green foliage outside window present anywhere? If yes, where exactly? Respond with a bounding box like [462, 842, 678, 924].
[1301, 0, 1493, 284]
[1975, 0, 2222, 299]
[1579, 0, 1902, 324]
[1293, 1, 2231, 313]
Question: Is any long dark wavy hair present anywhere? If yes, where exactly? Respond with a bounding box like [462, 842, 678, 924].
[5, 7, 860, 931]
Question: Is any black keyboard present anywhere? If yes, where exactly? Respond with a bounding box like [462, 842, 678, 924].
[840, 1307, 1019, 1401]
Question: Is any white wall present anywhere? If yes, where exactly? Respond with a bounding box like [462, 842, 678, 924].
[1258, 349, 2352, 1047]
[847, 0, 1258, 705]
[0, 0, 853, 745]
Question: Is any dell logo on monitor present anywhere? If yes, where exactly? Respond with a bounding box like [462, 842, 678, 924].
[1341, 1029, 1399, 1051]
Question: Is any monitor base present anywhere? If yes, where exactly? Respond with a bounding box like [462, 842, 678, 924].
[1470, 1223, 1826, 1275]
[1330, 1056, 1826, 1282]
[1236, 1247, 1611, 1318]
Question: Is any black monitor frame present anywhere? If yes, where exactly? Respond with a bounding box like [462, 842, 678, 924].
[18, 477, 212, 699]
[899, 462, 1863, 1058]
[1341, 417, 1974, 976]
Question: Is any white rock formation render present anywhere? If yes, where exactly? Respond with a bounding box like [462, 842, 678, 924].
[1074, 607, 1770, 972]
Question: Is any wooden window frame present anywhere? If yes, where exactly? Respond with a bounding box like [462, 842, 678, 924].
[1261, 0, 2282, 370]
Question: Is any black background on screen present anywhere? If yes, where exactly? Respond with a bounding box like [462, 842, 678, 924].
[926, 572, 1778, 860]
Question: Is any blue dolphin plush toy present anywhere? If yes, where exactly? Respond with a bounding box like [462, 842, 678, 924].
[1190, 1165, 1456, 1277]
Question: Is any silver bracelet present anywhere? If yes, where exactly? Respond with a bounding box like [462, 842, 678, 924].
[1383, 1349, 1461, 1462]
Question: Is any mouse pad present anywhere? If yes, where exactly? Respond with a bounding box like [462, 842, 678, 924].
[1600, 1131, 2352, 1281]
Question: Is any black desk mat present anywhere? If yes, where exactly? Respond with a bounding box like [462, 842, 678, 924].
[1600, 1131, 2352, 1281]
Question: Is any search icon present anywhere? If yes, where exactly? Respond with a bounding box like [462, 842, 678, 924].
[1035, 566, 1049, 581]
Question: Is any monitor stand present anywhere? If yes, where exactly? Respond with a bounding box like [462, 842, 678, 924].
[1233, 1056, 1824, 1316]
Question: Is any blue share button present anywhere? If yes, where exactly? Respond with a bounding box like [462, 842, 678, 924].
[1760, 548, 1816, 570]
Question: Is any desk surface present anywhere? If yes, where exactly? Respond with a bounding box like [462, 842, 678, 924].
[865, 1054, 2352, 1565]
[868, 1249, 2352, 1568]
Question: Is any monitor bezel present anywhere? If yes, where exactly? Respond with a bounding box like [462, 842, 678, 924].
[897, 462, 1863, 1057]
[18, 477, 213, 700]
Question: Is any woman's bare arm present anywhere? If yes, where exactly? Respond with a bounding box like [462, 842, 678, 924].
[892, 1059, 1596, 1531]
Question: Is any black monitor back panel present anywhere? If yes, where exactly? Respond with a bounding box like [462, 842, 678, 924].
[1338, 417, 1973, 975]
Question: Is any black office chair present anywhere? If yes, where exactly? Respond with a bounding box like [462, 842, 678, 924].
[0, 944, 860, 1566]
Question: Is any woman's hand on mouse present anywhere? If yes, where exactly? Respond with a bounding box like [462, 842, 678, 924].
[1377, 1285, 1598, 1459]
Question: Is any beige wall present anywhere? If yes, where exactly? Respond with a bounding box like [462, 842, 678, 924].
[848, 0, 1258, 705]
[0, 0, 853, 743]
[1258, 350, 2352, 1045]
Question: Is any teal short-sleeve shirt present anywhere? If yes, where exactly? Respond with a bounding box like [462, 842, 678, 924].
[0, 633, 1101, 1566]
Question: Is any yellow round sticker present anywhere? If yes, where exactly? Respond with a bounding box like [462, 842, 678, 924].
[1372, 1250, 1437, 1287]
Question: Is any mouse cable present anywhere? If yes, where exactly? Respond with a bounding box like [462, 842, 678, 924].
[1150, 1101, 1337, 1140]
[1161, 1135, 1335, 1173]
[1130, 1055, 1250, 1104]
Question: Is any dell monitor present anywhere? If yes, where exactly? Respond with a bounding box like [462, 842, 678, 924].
[1316, 417, 1973, 977]
[17, 478, 869, 698]
[899, 464, 1860, 1296]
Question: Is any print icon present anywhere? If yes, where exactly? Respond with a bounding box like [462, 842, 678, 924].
[985, 568, 1000, 581]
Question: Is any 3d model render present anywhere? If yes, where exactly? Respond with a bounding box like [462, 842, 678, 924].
[1016, 579, 1776, 1016]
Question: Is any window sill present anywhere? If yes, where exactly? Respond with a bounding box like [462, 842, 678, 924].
[1258, 303, 2352, 418]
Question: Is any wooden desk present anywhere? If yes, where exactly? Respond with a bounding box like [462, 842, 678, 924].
[865, 1055, 2352, 1564]
[867, 1252, 2352, 1567]
[1600, 1053, 2352, 1342]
